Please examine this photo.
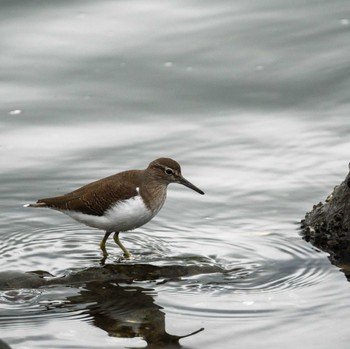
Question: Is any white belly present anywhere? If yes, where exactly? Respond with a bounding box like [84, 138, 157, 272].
[63, 196, 156, 232]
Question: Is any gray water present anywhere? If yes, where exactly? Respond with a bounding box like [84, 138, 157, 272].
[1, 0, 350, 348]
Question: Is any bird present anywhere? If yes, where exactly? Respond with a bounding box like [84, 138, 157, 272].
[24, 158, 205, 258]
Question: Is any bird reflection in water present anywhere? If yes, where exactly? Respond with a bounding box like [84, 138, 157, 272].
[67, 281, 204, 348]
[0, 263, 221, 347]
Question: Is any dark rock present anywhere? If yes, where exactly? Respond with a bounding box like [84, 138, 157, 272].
[0, 271, 47, 290]
[301, 164, 350, 278]
[0, 263, 230, 290]
[0, 339, 12, 349]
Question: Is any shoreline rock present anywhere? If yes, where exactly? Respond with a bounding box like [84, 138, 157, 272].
[301, 164, 350, 278]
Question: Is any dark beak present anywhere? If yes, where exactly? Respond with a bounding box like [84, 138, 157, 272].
[179, 176, 205, 195]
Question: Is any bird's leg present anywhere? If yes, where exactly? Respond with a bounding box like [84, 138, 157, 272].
[113, 232, 132, 258]
[100, 231, 112, 256]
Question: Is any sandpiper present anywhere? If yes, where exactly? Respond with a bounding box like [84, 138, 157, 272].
[24, 158, 204, 258]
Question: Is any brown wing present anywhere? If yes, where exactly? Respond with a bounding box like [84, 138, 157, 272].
[37, 170, 142, 216]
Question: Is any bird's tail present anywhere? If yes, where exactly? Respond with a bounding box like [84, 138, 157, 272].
[23, 202, 47, 208]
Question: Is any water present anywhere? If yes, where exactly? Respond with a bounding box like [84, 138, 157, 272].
[1, 0, 350, 348]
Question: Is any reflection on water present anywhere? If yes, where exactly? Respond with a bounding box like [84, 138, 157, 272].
[67, 282, 203, 348]
[0, 263, 215, 347]
[0, 270, 205, 348]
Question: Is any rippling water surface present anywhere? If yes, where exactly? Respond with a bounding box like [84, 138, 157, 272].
[1, 0, 350, 348]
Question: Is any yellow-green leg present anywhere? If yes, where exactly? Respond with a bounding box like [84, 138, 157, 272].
[113, 232, 132, 258]
[100, 231, 112, 256]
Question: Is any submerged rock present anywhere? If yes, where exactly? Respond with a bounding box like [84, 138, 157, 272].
[0, 339, 12, 349]
[301, 164, 350, 276]
[0, 271, 47, 290]
[0, 263, 228, 290]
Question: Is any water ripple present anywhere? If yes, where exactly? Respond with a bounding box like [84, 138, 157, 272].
[0, 215, 337, 327]
[0, 286, 90, 328]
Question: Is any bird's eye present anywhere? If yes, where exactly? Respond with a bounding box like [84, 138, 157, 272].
[165, 168, 174, 175]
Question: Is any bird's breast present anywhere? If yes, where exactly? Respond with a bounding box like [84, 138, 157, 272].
[63, 195, 155, 232]
[140, 184, 167, 214]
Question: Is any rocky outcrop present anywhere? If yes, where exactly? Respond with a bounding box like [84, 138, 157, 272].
[301, 164, 350, 276]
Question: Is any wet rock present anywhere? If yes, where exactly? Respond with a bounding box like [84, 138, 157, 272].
[0, 271, 47, 290]
[301, 164, 350, 276]
[0, 263, 229, 290]
[0, 339, 12, 349]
